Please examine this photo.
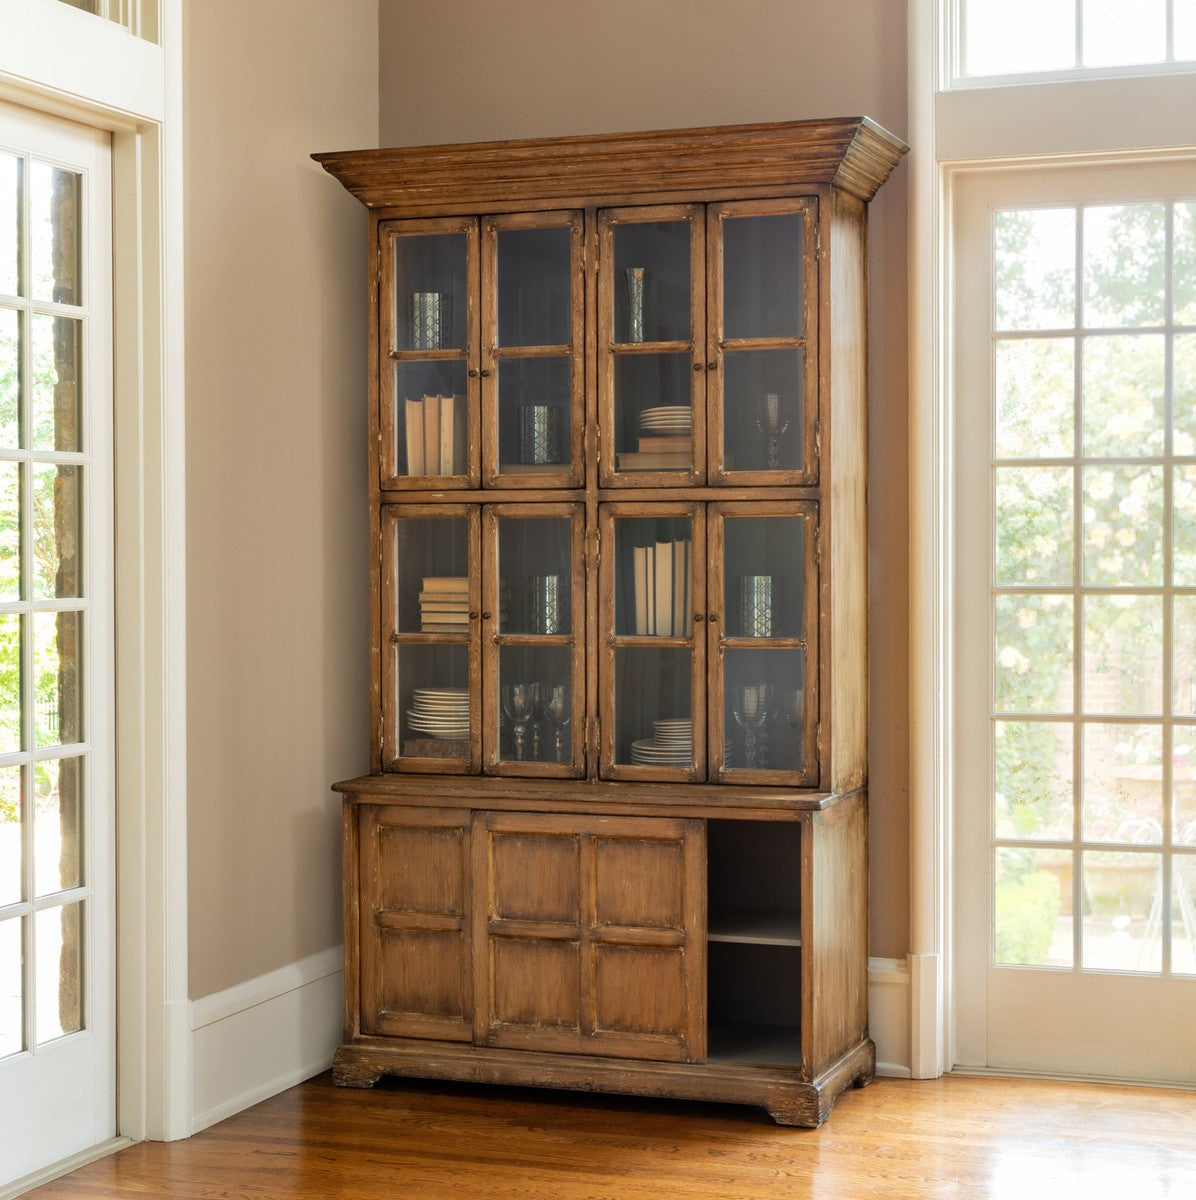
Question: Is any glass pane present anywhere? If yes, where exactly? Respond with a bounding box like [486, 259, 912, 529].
[1174, 467, 1196, 586]
[498, 517, 572, 635]
[722, 212, 803, 340]
[497, 646, 572, 765]
[994, 337, 1074, 459]
[994, 847, 1072, 968]
[613, 646, 692, 767]
[35, 901, 82, 1044]
[1174, 334, 1196, 457]
[0, 153, 17, 297]
[1178, 3, 1196, 61]
[614, 353, 692, 473]
[1083, 595, 1163, 716]
[615, 516, 692, 637]
[393, 233, 467, 352]
[0, 460, 19, 601]
[1081, 851, 1161, 972]
[964, 0, 1074, 75]
[34, 757, 82, 896]
[30, 313, 82, 452]
[994, 720, 1073, 841]
[994, 208, 1075, 331]
[994, 594, 1074, 713]
[1175, 598, 1196, 716]
[1083, 205, 1166, 328]
[395, 364, 467, 479]
[1174, 857, 1196, 975]
[995, 466, 1073, 586]
[1082, 465, 1163, 587]
[721, 514, 806, 638]
[1082, 0, 1166, 66]
[33, 464, 81, 600]
[34, 610, 82, 747]
[612, 221, 691, 344]
[722, 348, 804, 473]
[0, 765, 20, 907]
[391, 516, 469, 636]
[30, 163, 81, 307]
[0, 612, 21, 754]
[1175, 204, 1196, 325]
[1081, 335, 1165, 457]
[497, 358, 571, 474]
[1176, 728, 1196, 844]
[1082, 723, 1163, 844]
[396, 644, 469, 761]
[723, 647, 804, 773]
[0, 916, 21, 1058]
[0, 306, 21, 448]
[497, 226, 571, 348]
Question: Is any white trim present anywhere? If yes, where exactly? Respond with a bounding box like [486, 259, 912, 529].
[190, 948, 343, 1135]
[0, 1137, 132, 1200]
[868, 957, 912, 1078]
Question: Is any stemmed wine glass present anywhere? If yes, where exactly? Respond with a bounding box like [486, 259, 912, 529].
[730, 682, 772, 770]
[756, 392, 789, 470]
[540, 684, 571, 763]
[501, 682, 539, 761]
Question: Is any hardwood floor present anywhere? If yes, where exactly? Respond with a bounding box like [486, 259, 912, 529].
[25, 1071, 1196, 1199]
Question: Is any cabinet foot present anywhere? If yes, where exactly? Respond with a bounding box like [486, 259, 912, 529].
[332, 1046, 382, 1089]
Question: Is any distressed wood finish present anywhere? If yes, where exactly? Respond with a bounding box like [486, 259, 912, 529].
[321, 119, 906, 1127]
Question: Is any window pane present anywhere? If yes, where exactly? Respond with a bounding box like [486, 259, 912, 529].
[1176, 205, 1196, 325]
[1171, 334, 1196, 457]
[34, 757, 82, 897]
[994, 720, 1073, 840]
[1081, 723, 1163, 843]
[30, 314, 82, 452]
[1081, 851, 1161, 972]
[1082, 0, 1166, 66]
[0, 461, 20, 602]
[0, 915, 22, 1058]
[613, 221, 691, 343]
[994, 337, 1074, 459]
[33, 464, 82, 600]
[0, 154, 17, 297]
[722, 212, 803, 340]
[996, 466, 1073, 585]
[1083, 205, 1166, 328]
[497, 358, 571, 474]
[1173, 857, 1196, 975]
[0, 306, 19, 448]
[0, 765, 20, 907]
[34, 610, 82, 748]
[965, 0, 1075, 76]
[1175, 467, 1196, 587]
[497, 225, 572, 349]
[994, 209, 1076, 331]
[994, 594, 1074, 713]
[30, 163, 81, 308]
[1175, 598, 1196, 716]
[1081, 335, 1164, 457]
[614, 646, 692, 767]
[1174, 728, 1196, 845]
[1178, 2, 1196, 61]
[0, 612, 21, 754]
[1082, 465, 1163, 587]
[35, 901, 82, 1044]
[995, 847, 1071, 967]
[1083, 595, 1163, 716]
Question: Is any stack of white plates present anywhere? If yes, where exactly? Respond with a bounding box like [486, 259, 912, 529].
[407, 687, 470, 739]
[630, 718, 692, 765]
[639, 406, 692, 434]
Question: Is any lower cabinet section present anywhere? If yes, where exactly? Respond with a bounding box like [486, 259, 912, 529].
[339, 784, 874, 1127]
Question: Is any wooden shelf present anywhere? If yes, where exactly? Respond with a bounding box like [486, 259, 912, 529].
[707, 908, 802, 946]
[707, 1023, 803, 1067]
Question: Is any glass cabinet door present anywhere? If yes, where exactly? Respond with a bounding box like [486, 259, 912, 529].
[381, 505, 480, 772]
[380, 218, 478, 488]
[598, 207, 704, 486]
[707, 502, 819, 785]
[599, 503, 706, 780]
[707, 200, 817, 485]
[482, 504, 585, 776]
[483, 213, 584, 487]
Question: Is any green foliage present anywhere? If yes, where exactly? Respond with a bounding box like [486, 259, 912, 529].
[995, 856, 1061, 966]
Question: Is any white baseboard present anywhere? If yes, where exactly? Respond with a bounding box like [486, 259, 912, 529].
[190, 946, 343, 1134]
[869, 956, 911, 1078]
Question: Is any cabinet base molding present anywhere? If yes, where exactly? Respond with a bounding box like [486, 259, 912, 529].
[331, 1034, 876, 1128]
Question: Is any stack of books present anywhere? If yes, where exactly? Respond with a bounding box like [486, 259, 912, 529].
[617, 405, 691, 471]
[418, 577, 508, 632]
[404, 393, 467, 476]
[630, 539, 690, 636]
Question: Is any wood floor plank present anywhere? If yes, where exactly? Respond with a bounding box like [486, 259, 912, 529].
[23, 1072, 1196, 1200]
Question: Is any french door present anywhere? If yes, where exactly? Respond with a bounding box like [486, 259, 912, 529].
[0, 107, 115, 1183]
[954, 159, 1196, 1081]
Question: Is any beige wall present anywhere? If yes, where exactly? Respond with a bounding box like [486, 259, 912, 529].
[378, 0, 912, 957]
[184, 1, 378, 998]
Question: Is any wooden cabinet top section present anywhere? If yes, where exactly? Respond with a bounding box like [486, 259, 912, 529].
[313, 116, 907, 214]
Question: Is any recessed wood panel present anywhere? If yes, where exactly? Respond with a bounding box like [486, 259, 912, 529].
[593, 837, 684, 930]
[490, 832, 579, 922]
[492, 937, 582, 1030]
[378, 825, 464, 915]
[380, 929, 467, 1019]
[594, 945, 687, 1036]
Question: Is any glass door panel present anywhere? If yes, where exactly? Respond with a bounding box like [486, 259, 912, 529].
[709, 201, 817, 485]
[381, 506, 479, 772]
[599, 208, 703, 485]
[709, 505, 818, 785]
[485, 214, 583, 487]
[600, 505, 705, 779]
[484, 505, 584, 776]
[381, 220, 477, 488]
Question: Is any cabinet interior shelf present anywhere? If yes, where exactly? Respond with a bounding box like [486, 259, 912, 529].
[707, 1023, 803, 1067]
[707, 908, 802, 946]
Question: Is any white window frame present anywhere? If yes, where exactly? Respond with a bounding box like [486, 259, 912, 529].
[908, 0, 1196, 1077]
[0, 0, 188, 1158]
